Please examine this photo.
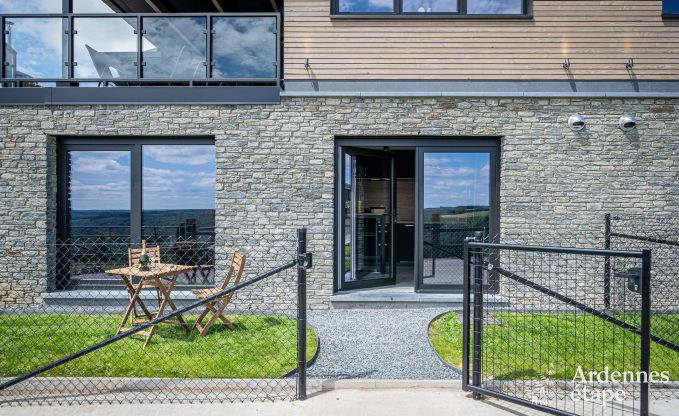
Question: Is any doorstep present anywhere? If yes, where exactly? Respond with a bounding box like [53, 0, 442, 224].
[330, 286, 508, 309]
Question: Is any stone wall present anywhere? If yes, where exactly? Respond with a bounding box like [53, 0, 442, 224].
[0, 97, 678, 309]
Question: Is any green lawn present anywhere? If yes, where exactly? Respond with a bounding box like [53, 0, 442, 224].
[0, 314, 316, 379]
[429, 312, 679, 380]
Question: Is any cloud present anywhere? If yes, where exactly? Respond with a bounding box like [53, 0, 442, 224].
[403, 0, 458, 13]
[143, 145, 215, 166]
[339, 0, 394, 12]
[212, 17, 277, 78]
[72, 155, 130, 176]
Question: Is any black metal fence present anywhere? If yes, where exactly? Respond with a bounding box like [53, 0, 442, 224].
[0, 229, 312, 405]
[462, 232, 674, 416]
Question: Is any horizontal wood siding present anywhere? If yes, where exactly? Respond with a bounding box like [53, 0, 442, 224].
[284, 0, 679, 80]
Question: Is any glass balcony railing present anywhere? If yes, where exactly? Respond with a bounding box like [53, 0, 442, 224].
[0, 13, 280, 86]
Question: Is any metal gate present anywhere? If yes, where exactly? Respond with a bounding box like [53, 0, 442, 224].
[460, 233, 679, 416]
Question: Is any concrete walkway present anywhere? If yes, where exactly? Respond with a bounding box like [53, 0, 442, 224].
[307, 308, 459, 379]
[0, 388, 541, 416]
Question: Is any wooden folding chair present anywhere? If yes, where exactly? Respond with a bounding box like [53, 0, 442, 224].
[192, 251, 246, 336]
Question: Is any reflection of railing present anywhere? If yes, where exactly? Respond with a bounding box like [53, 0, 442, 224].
[0, 13, 280, 86]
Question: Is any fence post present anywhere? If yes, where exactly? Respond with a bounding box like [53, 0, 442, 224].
[472, 231, 484, 400]
[604, 213, 611, 310]
[640, 249, 652, 416]
[462, 236, 471, 391]
[296, 228, 308, 401]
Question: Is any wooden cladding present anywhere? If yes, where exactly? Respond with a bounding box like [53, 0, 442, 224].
[284, 0, 679, 80]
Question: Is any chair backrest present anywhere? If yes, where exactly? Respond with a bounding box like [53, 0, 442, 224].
[128, 245, 162, 268]
[220, 251, 246, 290]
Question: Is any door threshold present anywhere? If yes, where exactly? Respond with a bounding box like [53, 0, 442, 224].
[331, 286, 508, 309]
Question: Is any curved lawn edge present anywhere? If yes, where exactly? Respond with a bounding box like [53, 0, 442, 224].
[281, 323, 321, 378]
[427, 311, 463, 372]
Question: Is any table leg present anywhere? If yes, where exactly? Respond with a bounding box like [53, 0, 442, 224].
[158, 274, 189, 331]
[117, 278, 145, 335]
[122, 276, 153, 320]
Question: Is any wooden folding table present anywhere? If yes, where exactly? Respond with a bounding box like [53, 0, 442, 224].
[105, 263, 193, 348]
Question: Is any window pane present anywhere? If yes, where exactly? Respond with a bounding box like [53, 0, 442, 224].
[403, 0, 457, 13]
[4, 18, 66, 79]
[0, 0, 62, 13]
[142, 17, 207, 79]
[212, 17, 276, 79]
[72, 0, 117, 13]
[69, 151, 131, 243]
[339, 0, 394, 12]
[74, 17, 138, 79]
[423, 152, 490, 287]
[664, 0, 679, 14]
[142, 145, 215, 244]
[467, 0, 523, 14]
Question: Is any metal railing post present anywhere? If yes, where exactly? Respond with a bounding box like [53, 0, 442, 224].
[462, 236, 472, 391]
[604, 213, 611, 309]
[472, 231, 484, 399]
[640, 249, 652, 416]
[296, 228, 308, 401]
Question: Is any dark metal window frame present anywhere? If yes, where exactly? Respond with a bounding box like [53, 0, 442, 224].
[333, 137, 501, 294]
[1, 11, 281, 85]
[57, 136, 215, 244]
[330, 0, 532, 19]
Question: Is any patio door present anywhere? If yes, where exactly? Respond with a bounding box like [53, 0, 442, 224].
[416, 147, 498, 292]
[339, 147, 396, 290]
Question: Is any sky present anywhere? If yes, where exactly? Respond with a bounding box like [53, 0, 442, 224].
[70, 146, 216, 211]
[423, 153, 490, 209]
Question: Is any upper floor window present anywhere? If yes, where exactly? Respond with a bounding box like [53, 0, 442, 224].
[334, 0, 528, 16]
[664, 0, 679, 17]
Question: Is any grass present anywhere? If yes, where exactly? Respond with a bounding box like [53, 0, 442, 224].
[0, 314, 316, 379]
[429, 312, 679, 380]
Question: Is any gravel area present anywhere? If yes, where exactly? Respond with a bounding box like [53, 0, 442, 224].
[307, 308, 460, 380]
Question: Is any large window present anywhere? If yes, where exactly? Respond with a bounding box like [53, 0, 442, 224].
[664, 0, 679, 17]
[333, 0, 528, 16]
[59, 138, 215, 244]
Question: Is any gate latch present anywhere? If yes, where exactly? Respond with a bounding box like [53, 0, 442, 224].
[299, 252, 313, 269]
[615, 267, 642, 294]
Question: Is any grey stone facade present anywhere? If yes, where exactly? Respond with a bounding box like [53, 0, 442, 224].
[0, 97, 678, 309]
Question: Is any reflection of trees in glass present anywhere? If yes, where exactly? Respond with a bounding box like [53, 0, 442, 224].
[212, 17, 276, 79]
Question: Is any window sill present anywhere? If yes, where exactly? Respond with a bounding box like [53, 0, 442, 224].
[329, 13, 533, 20]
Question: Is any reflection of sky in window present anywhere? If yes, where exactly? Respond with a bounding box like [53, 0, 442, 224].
[72, 0, 116, 13]
[70, 151, 131, 211]
[142, 146, 215, 211]
[403, 0, 457, 13]
[467, 0, 523, 14]
[142, 18, 207, 79]
[664, 0, 679, 14]
[424, 153, 489, 209]
[5, 17, 64, 78]
[0, 0, 61, 13]
[339, 0, 394, 12]
[74, 17, 138, 79]
[212, 17, 277, 79]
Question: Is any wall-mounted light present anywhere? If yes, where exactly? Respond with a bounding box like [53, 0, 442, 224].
[626, 58, 634, 70]
[568, 114, 586, 131]
[563, 58, 571, 70]
[619, 115, 637, 132]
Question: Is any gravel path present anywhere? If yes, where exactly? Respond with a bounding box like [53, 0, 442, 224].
[307, 308, 460, 380]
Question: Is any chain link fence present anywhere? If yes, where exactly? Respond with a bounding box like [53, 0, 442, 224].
[608, 215, 679, 402]
[0, 230, 314, 405]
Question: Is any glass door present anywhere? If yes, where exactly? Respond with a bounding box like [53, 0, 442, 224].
[340, 148, 396, 290]
[416, 148, 497, 292]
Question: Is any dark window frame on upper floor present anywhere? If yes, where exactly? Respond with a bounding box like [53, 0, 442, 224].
[663, 0, 679, 19]
[330, 0, 533, 19]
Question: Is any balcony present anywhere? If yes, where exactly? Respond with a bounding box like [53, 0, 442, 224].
[0, 11, 281, 104]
